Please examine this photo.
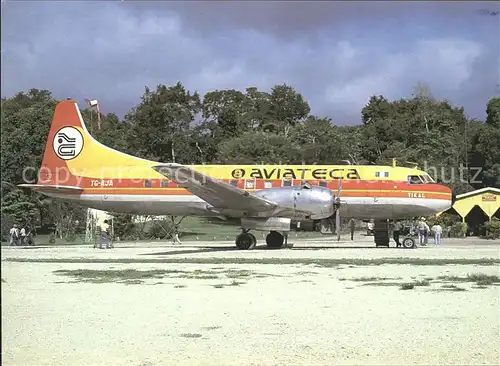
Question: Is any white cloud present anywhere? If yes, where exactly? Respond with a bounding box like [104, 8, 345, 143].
[324, 38, 484, 117]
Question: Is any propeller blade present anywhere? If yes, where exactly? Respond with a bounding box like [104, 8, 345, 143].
[336, 208, 341, 241]
[336, 177, 343, 200]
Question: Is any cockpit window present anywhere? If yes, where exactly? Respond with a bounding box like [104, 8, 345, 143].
[408, 175, 423, 184]
[422, 174, 435, 183]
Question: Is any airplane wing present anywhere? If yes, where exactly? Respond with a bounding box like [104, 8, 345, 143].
[152, 164, 277, 213]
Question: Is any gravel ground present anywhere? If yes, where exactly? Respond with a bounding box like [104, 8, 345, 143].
[2, 237, 500, 366]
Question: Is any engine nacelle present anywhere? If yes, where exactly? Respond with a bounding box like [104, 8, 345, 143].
[253, 184, 335, 220]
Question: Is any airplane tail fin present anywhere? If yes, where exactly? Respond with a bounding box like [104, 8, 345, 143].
[28, 99, 155, 192]
[36, 100, 89, 187]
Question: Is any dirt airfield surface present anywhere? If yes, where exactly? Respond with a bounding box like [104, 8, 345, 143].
[2, 236, 500, 366]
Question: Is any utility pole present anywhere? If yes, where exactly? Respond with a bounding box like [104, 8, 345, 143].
[464, 118, 469, 191]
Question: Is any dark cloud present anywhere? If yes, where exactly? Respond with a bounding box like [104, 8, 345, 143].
[1, 0, 498, 124]
[126, 1, 498, 39]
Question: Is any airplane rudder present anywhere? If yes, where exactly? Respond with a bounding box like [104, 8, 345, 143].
[37, 100, 86, 184]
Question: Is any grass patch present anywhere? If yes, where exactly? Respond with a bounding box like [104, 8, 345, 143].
[343, 276, 402, 282]
[437, 273, 500, 287]
[123, 279, 143, 285]
[295, 271, 318, 275]
[181, 274, 219, 280]
[414, 279, 431, 286]
[225, 270, 253, 278]
[362, 282, 404, 287]
[8, 257, 500, 266]
[201, 326, 221, 331]
[53, 269, 175, 284]
[52, 267, 275, 285]
[439, 284, 467, 291]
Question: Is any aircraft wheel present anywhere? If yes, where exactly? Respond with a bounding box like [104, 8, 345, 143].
[235, 232, 256, 250]
[266, 231, 284, 249]
[402, 237, 416, 249]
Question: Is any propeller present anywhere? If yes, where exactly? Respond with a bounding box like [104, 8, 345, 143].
[335, 178, 343, 241]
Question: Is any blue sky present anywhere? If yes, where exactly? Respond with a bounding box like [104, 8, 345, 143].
[1, 1, 499, 124]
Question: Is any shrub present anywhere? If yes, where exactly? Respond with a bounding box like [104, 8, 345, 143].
[483, 218, 500, 239]
[449, 222, 467, 237]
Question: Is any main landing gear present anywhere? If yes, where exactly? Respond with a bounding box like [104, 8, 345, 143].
[235, 230, 287, 250]
[235, 230, 257, 250]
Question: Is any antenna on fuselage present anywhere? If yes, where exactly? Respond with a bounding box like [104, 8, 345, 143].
[405, 161, 419, 169]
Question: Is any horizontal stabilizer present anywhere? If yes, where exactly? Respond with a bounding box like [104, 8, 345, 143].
[18, 184, 83, 195]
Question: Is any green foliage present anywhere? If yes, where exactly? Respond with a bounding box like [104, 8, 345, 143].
[485, 97, 500, 128]
[110, 213, 136, 239]
[125, 82, 202, 163]
[359, 90, 477, 191]
[217, 131, 297, 164]
[449, 222, 468, 238]
[483, 218, 500, 239]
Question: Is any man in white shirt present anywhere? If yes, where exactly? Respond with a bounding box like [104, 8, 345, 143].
[20, 227, 26, 245]
[9, 224, 19, 246]
[98, 220, 112, 249]
[431, 223, 443, 246]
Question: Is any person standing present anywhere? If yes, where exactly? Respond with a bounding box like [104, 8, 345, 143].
[392, 220, 402, 247]
[349, 219, 355, 241]
[99, 219, 111, 249]
[431, 222, 443, 246]
[9, 224, 19, 246]
[417, 218, 427, 246]
[423, 221, 430, 245]
[19, 227, 26, 246]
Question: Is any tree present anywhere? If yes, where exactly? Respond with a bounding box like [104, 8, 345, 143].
[290, 116, 353, 164]
[125, 83, 202, 163]
[359, 90, 474, 192]
[267, 84, 310, 136]
[202, 89, 249, 139]
[217, 131, 298, 164]
[470, 97, 500, 188]
[485, 97, 500, 128]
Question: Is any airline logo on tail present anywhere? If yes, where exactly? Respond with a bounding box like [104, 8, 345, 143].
[53, 126, 84, 160]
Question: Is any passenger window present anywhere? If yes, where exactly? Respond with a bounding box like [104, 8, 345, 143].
[375, 172, 380, 178]
[230, 180, 238, 187]
[144, 179, 152, 188]
[245, 180, 255, 189]
[384, 172, 389, 177]
[283, 180, 292, 187]
[160, 179, 169, 188]
[264, 180, 273, 189]
[319, 180, 328, 187]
